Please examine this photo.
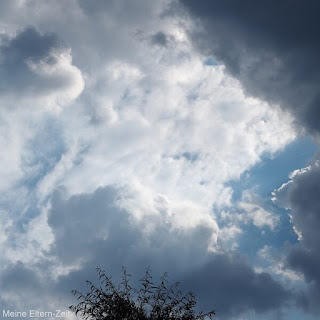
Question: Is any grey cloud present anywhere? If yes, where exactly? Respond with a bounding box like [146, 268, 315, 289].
[273, 163, 320, 313]
[0, 185, 291, 319]
[288, 250, 320, 288]
[0, 184, 293, 318]
[77, 0, 116, 15]
[1, 26, 60, 62]
[0, 261, 41, 292]
[0, 27, 83, 103]
[274, 164, 320, 252]
[178, 1, 320, 312]
[287, 250, 320, 314]
[178, 0, 320, 135]
[0, 262, 52, 312]
[78, 0, 165, 28]
[47, 185, 214, 272]
[58, 253, 291, 320]
[150, 31, 172, 47]
[0, 27, 61, 94]
[47, 186, 142, 266]
[182, 253, 291, 319]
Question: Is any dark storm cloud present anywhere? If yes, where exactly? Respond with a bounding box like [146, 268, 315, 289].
[179, 0, 320, 134]
[0, 184, 293, 318]
[2, 27, 59, 61]
[0, 27, 77, 99]
[47, 186, 142, 266]
[0, 27, 58, 91]
[0, 262, 50, 312]
[0, 261, 42, 292]
[176, 1, 320, 314]
[0, 185, 290, 319]
[273, 163, 320, 313]
[182, 253, 291, 318]
[47, 185, 214, 272]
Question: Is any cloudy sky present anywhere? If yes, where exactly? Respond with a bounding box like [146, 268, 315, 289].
[0, 1, 320, 319]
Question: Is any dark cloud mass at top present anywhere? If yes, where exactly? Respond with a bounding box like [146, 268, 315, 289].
[179, 0, 320, 135]
[178, 0, 320, 315]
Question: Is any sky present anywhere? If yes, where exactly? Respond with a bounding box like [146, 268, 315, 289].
[0, 1, 320, 319]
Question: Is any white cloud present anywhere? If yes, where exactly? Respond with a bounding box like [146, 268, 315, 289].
[0, 1, 299, 317]
[0, 27, 84, 112]
[36, 57, 295, 210]
[0, 0, 295, 254]
[25, 48, 84, 110]
[238, 191, 280, 230]
[0, 0, 295, 266]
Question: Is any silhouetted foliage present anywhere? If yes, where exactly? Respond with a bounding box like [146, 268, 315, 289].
[70, 267, 215, 320]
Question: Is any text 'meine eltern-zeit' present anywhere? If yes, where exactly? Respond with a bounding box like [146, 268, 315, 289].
[2, 310, 72, 318]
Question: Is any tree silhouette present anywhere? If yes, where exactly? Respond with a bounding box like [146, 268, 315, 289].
[70, 267, 215, 320]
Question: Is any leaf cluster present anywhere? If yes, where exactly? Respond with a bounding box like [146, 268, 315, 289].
[70, 267, 215, 320]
